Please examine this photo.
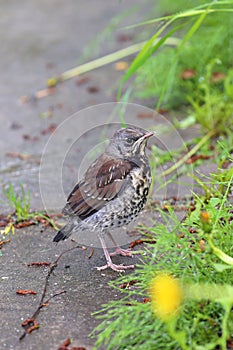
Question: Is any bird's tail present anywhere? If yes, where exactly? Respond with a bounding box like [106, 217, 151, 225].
[53, 220, 75, 242]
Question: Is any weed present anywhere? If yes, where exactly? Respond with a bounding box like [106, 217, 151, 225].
[91, 171, 233, 349]
[187, 60, 233, 134]
[1, 182, 59, 230]
[86, 2, 233, 348]
[119, 0, 233, 136]
[2, 182, 31, 222]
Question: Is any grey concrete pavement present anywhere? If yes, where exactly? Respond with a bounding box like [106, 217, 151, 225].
[0, 1, 155, 349]
[1, 224, 140, 349]
[0, 1, 208, 349]
[0, 0, 152, 212]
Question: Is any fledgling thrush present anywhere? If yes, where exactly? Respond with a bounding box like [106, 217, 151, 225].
[53, 126, 153, 272]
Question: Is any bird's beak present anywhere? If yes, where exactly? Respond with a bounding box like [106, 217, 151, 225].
[132, 130, 153, 154]
[141, 131, 154, 140]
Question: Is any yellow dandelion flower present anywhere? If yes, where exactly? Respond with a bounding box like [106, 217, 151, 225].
[149, 273, 183, 321]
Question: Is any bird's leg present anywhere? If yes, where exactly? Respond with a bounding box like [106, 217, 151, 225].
[96, 232, 134, 272]
[106, 231, 132, 257]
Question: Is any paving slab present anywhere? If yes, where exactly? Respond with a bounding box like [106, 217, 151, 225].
[0, 1, 214, 349]
[0, 2, 156, 349]
[1, 224, 141, 349]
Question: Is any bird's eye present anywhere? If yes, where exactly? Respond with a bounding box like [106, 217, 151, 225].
[126, 138, 134, 145]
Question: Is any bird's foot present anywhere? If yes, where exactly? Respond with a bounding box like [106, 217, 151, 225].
[96, 262, 135, 272]
[110, 247, 132, 257]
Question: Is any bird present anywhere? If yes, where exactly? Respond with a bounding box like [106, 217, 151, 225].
[53, 126, 153, 272]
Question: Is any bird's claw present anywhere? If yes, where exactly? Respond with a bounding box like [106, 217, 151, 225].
[96, 262, 135, 272]
[110, 248, 132, 257]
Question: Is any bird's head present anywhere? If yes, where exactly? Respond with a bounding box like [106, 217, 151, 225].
[106, 126, 153, 159]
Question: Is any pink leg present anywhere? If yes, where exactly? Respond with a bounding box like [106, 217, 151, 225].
[110, 247, 133, 257]
[96, 234, 135, 272]
[107, 231, 132, 257]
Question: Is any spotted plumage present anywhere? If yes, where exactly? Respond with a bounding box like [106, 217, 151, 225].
[53, 126, 153, 272]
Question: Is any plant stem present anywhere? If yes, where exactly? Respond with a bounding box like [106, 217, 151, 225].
[57, 37, 180, 82]
[208, 236, 233, 266]
[159, 129, 216, 177]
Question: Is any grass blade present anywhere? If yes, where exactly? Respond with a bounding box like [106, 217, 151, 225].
[118, 24, 183, 97]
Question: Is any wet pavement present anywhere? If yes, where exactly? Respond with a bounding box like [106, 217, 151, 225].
[0, 2, 158, 349]
[1, 224, 140, 349]
[0, 1, 209, 349]
[0, 0, 153, 212]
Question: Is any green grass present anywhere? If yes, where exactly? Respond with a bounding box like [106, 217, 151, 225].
[1, 182, 59, 230]
[91, 170, 233, 349]
[118, 0, 233, 136]
[89, 2, 233, 343]
[2, 1, 232, 345]
[2, 182, 31, 222]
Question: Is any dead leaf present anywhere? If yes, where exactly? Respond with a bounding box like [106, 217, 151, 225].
[222, 160, 231, 169]
[57, 338, 71, 350]
[27, 320, 40, 334]
[185, 154, 211, 164]
[21, 318, 35, 327]
[189, 228, 198, 234]
[119, 280, 138, 289]
[15, 221, 35, 229]
[16, 289, 37, 295]
[22, 134, 31, 140]
[87, 86, 99, 93]
[20, 87, 56, 104]
[41, 123, 57, 135]
[75, 76, 90, 86]
[137, 112, 154, 119]
[21, 318, 39, 334]
[142, 297, 151, 303]
[0, 239, 11, 247]
[117, 33, 134, 42]
[0, 222, 15, 235]
[211, 71, 226, 83]
[114, 61, 128, 71]
[180, 69, 196, 79]
[88, 248, 94, 259]
[129, 239, 144, 249]
[227, 338, 233, 349]
[157, 108, 169, 114]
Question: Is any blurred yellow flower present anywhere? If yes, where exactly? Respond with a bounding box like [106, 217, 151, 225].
[200, 211, 212, 233]
[200, 211, 211, 223]
[149, 273, 183, 320]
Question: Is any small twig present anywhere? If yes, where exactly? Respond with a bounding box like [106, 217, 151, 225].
[19, 244, 81, 341]
[27, 261, 51, 267]
[42, 290, 67, 307]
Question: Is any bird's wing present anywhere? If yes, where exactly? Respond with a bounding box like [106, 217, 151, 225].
[62, 154, 135, 219]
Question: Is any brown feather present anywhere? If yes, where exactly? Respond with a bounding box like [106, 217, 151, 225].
[63, 154, 135, 219]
